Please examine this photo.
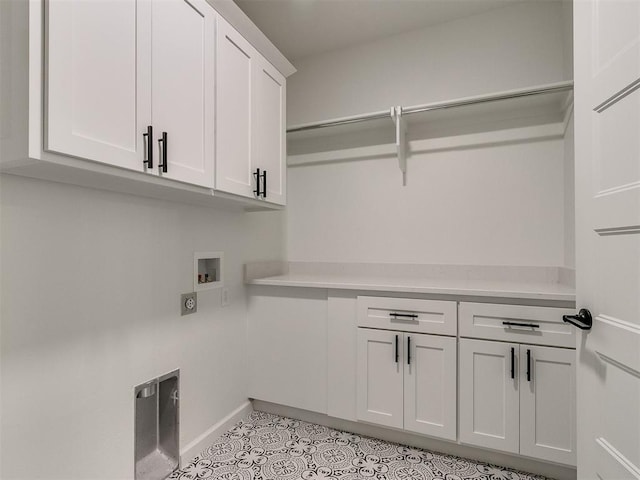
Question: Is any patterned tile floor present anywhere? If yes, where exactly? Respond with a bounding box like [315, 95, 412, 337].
[170, 411, 550, 480]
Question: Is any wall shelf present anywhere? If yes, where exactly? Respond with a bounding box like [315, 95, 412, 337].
[287, 81, 574, 183]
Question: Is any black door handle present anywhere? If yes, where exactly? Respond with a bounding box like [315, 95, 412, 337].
[407, 336, 411, 365]
[143, 125, 153, 168]
[158, 132, 168, 173]
[526, 349, 531, 382]
[562, 309, 592, 330]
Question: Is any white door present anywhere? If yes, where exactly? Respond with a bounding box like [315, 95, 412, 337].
[215, 17, 255, 198]
[575, 1, 640, 478]
[519, 346, 576, 466]
[357, 329, 403, 429]
[151, 0, 215, 188]
[403, 333, 456, 440]
[252, 55, 286, 205]
[46, 0, 151, 171]
[459, 338, 519, 454]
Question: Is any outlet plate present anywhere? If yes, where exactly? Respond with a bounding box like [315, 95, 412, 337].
[221, 288, 230, 307]
[181, 292, 197, 316]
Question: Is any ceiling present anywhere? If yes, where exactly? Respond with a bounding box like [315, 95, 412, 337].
[234, 0, 526, 61]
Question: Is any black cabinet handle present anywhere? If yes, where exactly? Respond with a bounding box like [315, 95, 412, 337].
[158, 132, 168, 173]
[390, 312, 418, 320]
[143, 125, 153, 168]
[502, 321, 540, 329]
[262, 169, 267, 198]
[511, 347, 515, 379]
[526, 349, 531, 382]
[394, 335, 398, 364]
[253, 169, 267, 199]
[407, 336, 411, 365]
[563, 309, 593, 330]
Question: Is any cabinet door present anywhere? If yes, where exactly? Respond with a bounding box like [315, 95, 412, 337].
[215, 17, 255, 198]
[46, 0, 150, 170]
[520, 346, 576, 466]
[357, 329, 403, 429]
[151, 0, 215, 188]
[459, 339, 519, 454]
[404, 333, 457, 440]
[252, 56, 286, 205]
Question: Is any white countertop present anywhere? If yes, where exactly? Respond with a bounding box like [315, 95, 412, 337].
[247, 272, 576, 302]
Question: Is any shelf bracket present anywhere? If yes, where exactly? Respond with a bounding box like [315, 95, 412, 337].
[393, 106, 407, 186]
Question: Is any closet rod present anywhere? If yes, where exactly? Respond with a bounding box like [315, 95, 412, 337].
[287, 82, 573, 134]
[402, 82, 573, 116]
[287, 110, 392, 133]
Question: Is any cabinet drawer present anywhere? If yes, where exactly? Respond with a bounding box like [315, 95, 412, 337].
[357, 296, 457, 336]
[459, 302, 575, 348]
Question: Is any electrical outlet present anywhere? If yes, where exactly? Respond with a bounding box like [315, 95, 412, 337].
[181, 292, 197, 316]
[221, 288, 230, 307]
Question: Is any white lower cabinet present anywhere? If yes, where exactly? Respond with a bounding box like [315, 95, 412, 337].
[459, 338, 576, 466]
[519, 345, 576, 465]
[357, 328, 457, 441]
[459, 338, 520, 453]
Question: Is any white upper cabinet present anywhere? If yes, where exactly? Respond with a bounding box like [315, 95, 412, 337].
[252, 56, 286, 205]
[36, 0, 292, 203]
[46, 0, 214, 188]
[216, 16, 287, 205]
[151, 0, 215, 188]
[215, 17, 255, 198]
[46, 0, 150, 171]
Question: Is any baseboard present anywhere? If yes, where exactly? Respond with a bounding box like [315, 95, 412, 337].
[180, 400, 253, 465]
[253, 400, 577, 480]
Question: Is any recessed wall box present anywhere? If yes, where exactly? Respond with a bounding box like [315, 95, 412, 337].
[134, 369, 180, 480]
[194, 252, 223, 291]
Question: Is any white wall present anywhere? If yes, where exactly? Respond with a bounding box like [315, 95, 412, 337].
[0, 174, 284, 479]
[286, 1, 573, 267]
[288, 1, 569, 126]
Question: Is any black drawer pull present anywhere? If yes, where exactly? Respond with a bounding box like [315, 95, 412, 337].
[502, 321, 540, 329]
[390, 313, 418, 320]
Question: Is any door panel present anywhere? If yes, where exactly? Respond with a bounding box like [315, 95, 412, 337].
[403, 333, 456, 440]
[575, 0, 640, 477]
[253, 56, 286, 205]
[459, 338, 519, 454]
[357, 329, 403, 429]
[520, 346, 576, 466]
[46, 0, 150, 170]
[215, 17, 255, 198]
[151, 0, 215, 187]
